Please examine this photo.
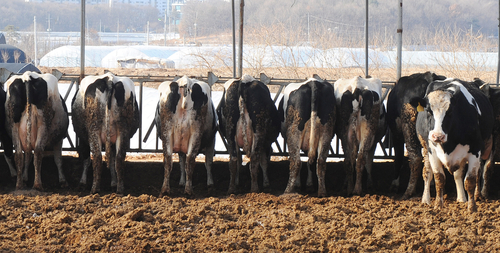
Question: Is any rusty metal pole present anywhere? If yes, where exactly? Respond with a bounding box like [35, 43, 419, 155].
[232, 0, 236, 78]
[238, 0, 244, 78]
[364, 0, 369, 77]
[497, 0, 500, 84]
[80, 0, 85, 81]
[397, 0, 403, 81]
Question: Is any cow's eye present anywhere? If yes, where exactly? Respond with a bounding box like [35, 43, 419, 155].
[426, 108, 433, 116]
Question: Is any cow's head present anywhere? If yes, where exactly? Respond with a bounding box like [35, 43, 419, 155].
[411, 90, 452, 144]
[411, 79, 481, 145]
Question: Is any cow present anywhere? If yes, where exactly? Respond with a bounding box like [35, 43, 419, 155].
[475, 83, 500, 199]
[217, 74, 280, 194]
[278, 78, 336, 197]
[412, 78, 493, 212]
[0, 80, 15, 178]
[334, 76, 386, 195]
[155, 75, 217, 196]
[72, 73, 140, 194]
[4, 71, 69, 190]
[386, 72, 447, 199]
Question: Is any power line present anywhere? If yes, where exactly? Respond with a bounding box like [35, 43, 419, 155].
[308, 14, 364, 28]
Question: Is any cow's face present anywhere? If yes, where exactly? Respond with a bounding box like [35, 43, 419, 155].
[425, 90, 452, 144]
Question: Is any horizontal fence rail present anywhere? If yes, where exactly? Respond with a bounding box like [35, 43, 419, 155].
[54, 71, 397, 160]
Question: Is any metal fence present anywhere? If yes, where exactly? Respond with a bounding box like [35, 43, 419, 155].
[57, 71, 397, 160]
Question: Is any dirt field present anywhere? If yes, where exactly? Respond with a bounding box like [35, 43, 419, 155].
[1, 155, 500, 252]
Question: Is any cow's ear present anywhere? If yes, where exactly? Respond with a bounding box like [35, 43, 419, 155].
[473, 78, 485, 88]
[409, 97, 426, 112]
[430, 72, 446, 82]
[480, 83, 491, 98]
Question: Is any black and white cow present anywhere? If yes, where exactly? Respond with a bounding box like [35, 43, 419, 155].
[413, 78, 493, 212]
[155, 75, 217, 196]
[72, 73, 140, 194]
[4, 72, 69, 190]
[0, 81, 15, 178]
[386, 72, 446, 199]
[334, 76, 385, 195]
[217, 75, 280, 194]
[278, 78, 336, 196]
[475, 83, 500, 199]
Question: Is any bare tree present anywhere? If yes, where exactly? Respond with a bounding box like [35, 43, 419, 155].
[13, 50, 21, 63]
[1, 50, 10, 63]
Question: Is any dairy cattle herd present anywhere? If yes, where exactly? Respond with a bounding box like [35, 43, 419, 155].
[0, 70, 498, 212]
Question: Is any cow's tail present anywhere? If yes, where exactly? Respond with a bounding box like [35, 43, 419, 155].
[238, 81, 251, 156]
[25, 80, 32, 151]
[308, 81, 320, 163]
[105, 79, 114, 168]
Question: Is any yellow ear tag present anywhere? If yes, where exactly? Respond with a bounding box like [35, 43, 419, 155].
[417, 102, 424, 112]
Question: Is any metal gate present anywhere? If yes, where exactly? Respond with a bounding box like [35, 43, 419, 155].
[56, 71, 396, 159]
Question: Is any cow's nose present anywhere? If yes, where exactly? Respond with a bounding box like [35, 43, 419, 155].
[430, 131, 446, 143]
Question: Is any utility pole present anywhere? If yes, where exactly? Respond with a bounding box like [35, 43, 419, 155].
[238, 0, 244, 78]
[396, 0, 403, 80]
[47, 14, 51, 49]
[364, 0, 369, 77]
[80, 0, 85, 80]
[34, 16, 37, 66]
[146, 21, 149, 45]
[117, 19, 119, 44]
[164, 11, 167, 46]
[307, 13, 310, 45]
[231, 0, 236, 78]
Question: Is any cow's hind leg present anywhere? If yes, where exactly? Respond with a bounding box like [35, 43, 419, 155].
[32, 147, 43, 191]
[160, 141, 173, 197]
[53, 140, 68, 187]
[23, 151, 32, 183]
[260, 150, 271, 189]
[108, 144, 117, 189]
[2, 134, 15, 177]
[402, 121, 423, 199]
[115, 141, 127, 195]
[90, 136, 103, 194]
[14, 149, 24, 190]
[205, 142, 215, 190]
[179, 153, 186, 186]
[465, 155, 480, 213]
[78, 141, 91, 187]
[285, 145, 301, 194]
[184, 153, 197, 196]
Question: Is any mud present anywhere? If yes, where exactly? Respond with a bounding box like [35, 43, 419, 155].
[1, 156, 500, 252]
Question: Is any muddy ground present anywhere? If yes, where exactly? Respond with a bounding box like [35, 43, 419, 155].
[0, 155, 500, 252]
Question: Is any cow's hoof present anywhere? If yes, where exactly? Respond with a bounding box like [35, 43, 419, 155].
[401, 193, 411, 200]
[468, 202, 477, 213]
[90, 187, 100, 195]
[207, 185, 215, 195]
[306, 184, 316, 193]
[60, 181, 69, 188]
[352, 188, 362, 196]
[317, 191, 326, 198]
[77, 183, 87, 191]
[159, 189, 170, 198]
[116, 186, 124, 195]
[32, 185, 44, 192]
[227, 185, 237, 195]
